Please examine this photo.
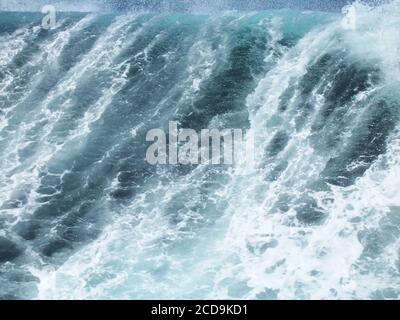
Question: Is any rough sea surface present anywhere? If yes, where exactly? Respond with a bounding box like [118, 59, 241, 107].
[0, 1, 400, 299]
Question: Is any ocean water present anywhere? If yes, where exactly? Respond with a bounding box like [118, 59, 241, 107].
[0, 0, 400, 300]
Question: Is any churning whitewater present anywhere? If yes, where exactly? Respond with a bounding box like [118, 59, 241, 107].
[1, 1, 400, 300]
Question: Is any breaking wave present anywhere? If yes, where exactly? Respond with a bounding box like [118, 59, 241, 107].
[0, 0, 399, 300]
